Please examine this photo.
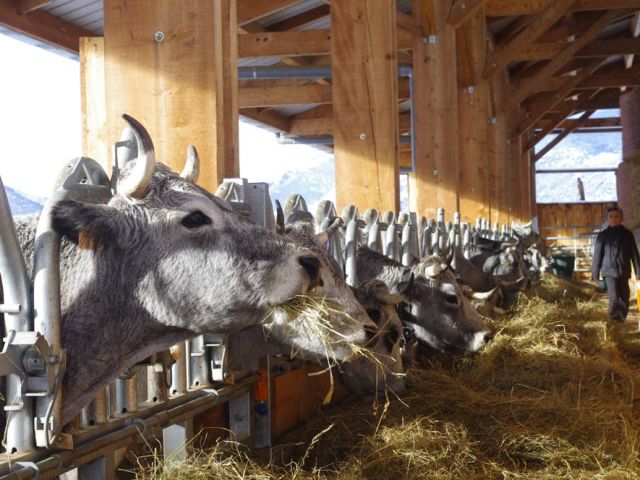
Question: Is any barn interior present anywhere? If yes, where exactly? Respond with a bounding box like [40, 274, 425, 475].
[2, 0, 640, 479]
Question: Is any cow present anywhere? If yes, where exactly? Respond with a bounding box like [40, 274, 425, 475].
[356, 247, 493, 353]
[9, 115, 373, 425]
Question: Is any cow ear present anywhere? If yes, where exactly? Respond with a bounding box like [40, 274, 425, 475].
[51, 200, 119, 250]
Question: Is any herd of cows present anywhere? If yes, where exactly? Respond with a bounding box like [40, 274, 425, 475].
[9, 115, 549, 431]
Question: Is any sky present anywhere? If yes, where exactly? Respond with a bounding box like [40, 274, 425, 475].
[0, 31, 333, 199]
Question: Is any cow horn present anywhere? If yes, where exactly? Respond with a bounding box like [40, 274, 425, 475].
[399, 273, 414, 295]
[500, 276, 525, 287]
[181, 145, 200, 183]
[469, 283, 500, 301]
[118, 114, 156, 198]
[442, 248, 454, 270]
[275, 199, 285, 235]
[493, 306, 507, 315]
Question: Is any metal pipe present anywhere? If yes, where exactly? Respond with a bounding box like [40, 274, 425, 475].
[170, 342, 187, 396]
[243, 64, 417, 174]
[344, 219, 359, 286]
[0, 176, 34, 453]
[535, 167, 618, 174]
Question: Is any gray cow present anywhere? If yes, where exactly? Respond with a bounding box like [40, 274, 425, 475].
[11, 115, 373, 424]
[356, 247, 492, 353]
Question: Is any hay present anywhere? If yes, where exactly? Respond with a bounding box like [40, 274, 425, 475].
[135, 274, 640, 479]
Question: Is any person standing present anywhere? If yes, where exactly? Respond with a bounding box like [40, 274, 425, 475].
[592, 206, 640, 322]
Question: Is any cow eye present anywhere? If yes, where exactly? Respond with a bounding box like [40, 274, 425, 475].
[181, 211, 212, 229]
[366, 308, 382, 323]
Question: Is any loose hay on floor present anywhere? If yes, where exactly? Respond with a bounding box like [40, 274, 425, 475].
[135, 274, 640, 479]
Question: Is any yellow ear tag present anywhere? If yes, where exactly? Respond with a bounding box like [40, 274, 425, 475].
[78, 231, 103, 251]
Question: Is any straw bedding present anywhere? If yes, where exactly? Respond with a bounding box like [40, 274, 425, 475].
[134, 275, 640, 479]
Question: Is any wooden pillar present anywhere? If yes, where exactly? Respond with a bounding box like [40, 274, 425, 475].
[102, 0, 238, 192]
[408, 0, 459, 218]
[332, 0, 399, 213]
[520, 148, 532, 220]
[80, 37, 108, 171]
[618, 88, 640, 230]
[457, 9, 489, 224]
[488, 71, 509, 227]
[506, 132, 522, 223]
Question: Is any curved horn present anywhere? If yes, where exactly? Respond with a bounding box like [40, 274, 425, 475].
[500, 276, 525, 287]
[118, 114, 156, 198]
[275, 199, 285, 235]
[181, 145, 200, 183]
[469, 283, 500, 301]
[442, 248, 454, 270]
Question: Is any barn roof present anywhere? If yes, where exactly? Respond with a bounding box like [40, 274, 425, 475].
[0, 0, 636, 158]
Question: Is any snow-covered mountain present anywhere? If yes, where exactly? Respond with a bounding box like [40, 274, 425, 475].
[5, 186, 43, 216]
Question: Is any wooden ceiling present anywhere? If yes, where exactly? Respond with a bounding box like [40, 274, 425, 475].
[1, 0, 638, 156]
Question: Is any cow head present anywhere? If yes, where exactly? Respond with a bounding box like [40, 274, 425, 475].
[400, 255, 493, 353]
[338, 279, 411, 396]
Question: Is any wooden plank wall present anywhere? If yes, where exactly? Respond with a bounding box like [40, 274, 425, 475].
[538, 202, 612, 246]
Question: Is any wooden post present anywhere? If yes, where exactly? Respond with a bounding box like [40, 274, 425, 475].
[488, 71, 509, 227]
[457, 9, 489, 223]
[102, 0, 238, 192]
[506, 129, 523, 223]
[617, 88, 640, 230]
[332, 0, 399, 213]
[408, 0, 459, 218]
[80, 37, 108, 172]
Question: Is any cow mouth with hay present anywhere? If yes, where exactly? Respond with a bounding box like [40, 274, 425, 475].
[10, 115, 373, 425]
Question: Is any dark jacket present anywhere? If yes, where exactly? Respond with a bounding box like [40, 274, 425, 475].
[592, 225, 640, 280]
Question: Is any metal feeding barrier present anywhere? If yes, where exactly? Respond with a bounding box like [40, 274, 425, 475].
[0, 135, 518, 478]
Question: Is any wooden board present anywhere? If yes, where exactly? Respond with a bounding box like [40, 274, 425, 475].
[332, 0, 399, 213]
[409, 0, 459, 218]
[457, 9, 490, 223]
[488, 71, 509, 226]
[192, 403, 228, 449]
[80, 37, 109, 173]
[103, 0, 238, 191]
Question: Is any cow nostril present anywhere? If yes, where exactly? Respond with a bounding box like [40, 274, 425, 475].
[298, 255, 321, 284]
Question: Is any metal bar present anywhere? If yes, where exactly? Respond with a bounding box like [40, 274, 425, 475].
[0, 376, 259, 480]
[170, 342, 187, 396]
[0, 176, 34, 453]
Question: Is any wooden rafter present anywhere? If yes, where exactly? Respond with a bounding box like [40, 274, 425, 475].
[516, 37, 640, 61]
[524, 88, 605, 150]
[240, 108, 291, 133]
[484, 1, 574, 78]
[239, 29, 412, 58]
[535, 116, 620, 132]
[448, 0, 486, 29]
[486, 0, 640, 16]
[237, 0, 301, 27]
[625, 12, 640, 67]
[533, 110, 595, 161]
[413, 0, 439, 35]
[507, 9, 632, 111]
[516, 58, 604, 136]
[15, 0, 51, 14]
[0, 0, 94, 54]
[269, 4, 330, 31]
[526, 65, 640, 91]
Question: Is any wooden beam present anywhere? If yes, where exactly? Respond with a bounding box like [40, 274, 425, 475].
[397, 12, 421, 36]
[332, 0, 399, 212]
[240, 108, 291, 133]
[535, 116, 620, 132]
[486, 0, 640, 16]
[507, 9, 629, 111]
[0, 0, 95, 54]
[413, 0, 439, 35]
[15, 0, 51, 14]
[238, 28, 412, 57]
[104, 0, 238, 191]
[237, 0, 300, 26]
[488, 71, 509, 225]
[524, 88, 606, 150]
[516, 37, 640, 61]
[218, 0, 239, 178]
[80, 37, 108, 171]
[269, 4, 330, 31]
[448, 0, 486, 29]
[409, 0, 459, 217]
[533, 110, 595, 161]
[239, 84, 332, 107]
[525, 66, 640, 91]
[515, 58, 604, 136]
[484, 1, 573, 78]
[239, 29, 331, 57]
[625, 12, 640, 68]
[458, 8, 490, 223]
